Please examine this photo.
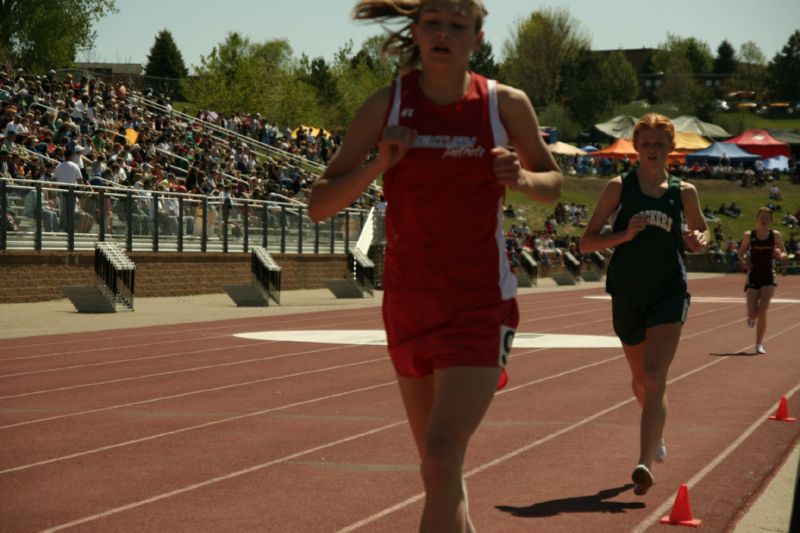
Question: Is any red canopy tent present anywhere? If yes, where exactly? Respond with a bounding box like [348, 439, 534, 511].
[590, 138, 685, 162]
[723, 129, 790, 158]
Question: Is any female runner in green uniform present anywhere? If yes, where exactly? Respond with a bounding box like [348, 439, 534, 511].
[581, 113, 709, 495]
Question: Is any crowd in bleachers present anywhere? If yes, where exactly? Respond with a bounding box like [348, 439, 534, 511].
[1, 66, 368, 224]
[504, 201, 600, 277]
[2, 65, 797, 270]
[553, 152, 799, 186]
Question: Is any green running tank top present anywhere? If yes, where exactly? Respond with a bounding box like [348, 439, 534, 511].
[606, 171, 687, 301]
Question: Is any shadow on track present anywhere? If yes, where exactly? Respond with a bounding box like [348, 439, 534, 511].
[495, 484, 645, 518]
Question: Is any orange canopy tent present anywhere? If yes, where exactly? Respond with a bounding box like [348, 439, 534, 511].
[590, 138, 685, 163]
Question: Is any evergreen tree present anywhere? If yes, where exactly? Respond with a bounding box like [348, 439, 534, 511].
[469, 41, 498, 79]
[768, 30, 800, 101]
[713, 40, 737, 74]
[144, 29, 189, 99]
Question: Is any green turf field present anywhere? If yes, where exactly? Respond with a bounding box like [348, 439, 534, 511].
[506, 176, 800, 245]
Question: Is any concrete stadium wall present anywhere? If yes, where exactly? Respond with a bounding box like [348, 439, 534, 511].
[0, 251, 348, 303]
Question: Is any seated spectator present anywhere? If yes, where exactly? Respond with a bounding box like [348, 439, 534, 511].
[24, 187, 60, 231]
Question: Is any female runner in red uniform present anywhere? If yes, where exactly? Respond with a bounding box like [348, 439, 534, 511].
[737, 207, 787, 354]
[308, 1, 562, 530]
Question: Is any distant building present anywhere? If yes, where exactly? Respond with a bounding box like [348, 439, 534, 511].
[592, 48, 732, 100]
[69, 62, 144, 88]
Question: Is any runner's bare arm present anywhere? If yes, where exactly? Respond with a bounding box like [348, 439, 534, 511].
[681, 182, 709, 252]
[308, 87, 414, 222]
[493, 84, 562, 203]
[580, 177, 646, 253]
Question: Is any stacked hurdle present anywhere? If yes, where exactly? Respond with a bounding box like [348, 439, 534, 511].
[61, 241, 136, 313]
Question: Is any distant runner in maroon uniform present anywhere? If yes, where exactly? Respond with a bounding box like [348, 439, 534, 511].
[738, 207, 788, 354]
[308, 1, 562, 529]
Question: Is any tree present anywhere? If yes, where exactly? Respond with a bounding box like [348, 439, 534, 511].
[560, 50, 638, 127]
[768, 30, 800, 101]
[652, 34, 713, 74]
[657, 53, 696, 110]
[326, 37, 393, 130]
[732, 41, 767, 95]
[469, 41, 498, 79]
[501, 7, 590, 107]
[144, 30, 188, 99]
[713, 40, 737, 74]
[183, 33, 294, 118]
[0, 0, 117, 72]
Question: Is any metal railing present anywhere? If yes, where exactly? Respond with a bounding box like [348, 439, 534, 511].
[1, 178, 367, 255]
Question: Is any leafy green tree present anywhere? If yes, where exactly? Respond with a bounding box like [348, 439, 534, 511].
[657, 53, 696, 110]
[144, 29, 188, 99]
[732, 41, 767, 95]
[270, 76, 323, 127]
[560, 50, 638, 127]
[0, 0, 117, 72]
[713, 40, 737, 74]
[537, 103, 580, 142]
[326, 37, 393, 130]
[469, 41, 498, 79]
[183, 33, 295, 119]
[501, 7, 590, 107]
[603, 51, 640, 109]
[652, 34, 713, 74]
[767, 30, 800, 101]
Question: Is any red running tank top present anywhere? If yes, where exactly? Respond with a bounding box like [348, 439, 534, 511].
[382, 70, 516, 299]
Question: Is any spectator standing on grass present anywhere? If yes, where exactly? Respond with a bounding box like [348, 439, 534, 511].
[307, 0, 562, 529]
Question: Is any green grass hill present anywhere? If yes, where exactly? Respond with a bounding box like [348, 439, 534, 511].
[506, 176, 800, 245]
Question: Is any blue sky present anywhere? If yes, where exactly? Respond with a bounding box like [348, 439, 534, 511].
[90, 0, 799, 71]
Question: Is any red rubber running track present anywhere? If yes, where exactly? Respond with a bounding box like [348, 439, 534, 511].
[1, 274, 798, 532]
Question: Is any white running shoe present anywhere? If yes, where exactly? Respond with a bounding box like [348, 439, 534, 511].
[654, 438, 667, 464]
[747, 318, 756, 328]
[756, 344, 766, 354]
[632, 464, 654, 496]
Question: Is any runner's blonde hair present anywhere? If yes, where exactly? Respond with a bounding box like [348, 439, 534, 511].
[353, 0, 488, 72]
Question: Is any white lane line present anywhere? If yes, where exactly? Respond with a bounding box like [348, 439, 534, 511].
[336, 315, 800, 531]
[0, 308, 382, 354]
[0, 314, 382, 364]
[0, 344, 344, 400]
[0, 356, 386, 430]
[631, 382, 800, 533]
[0, 341, 271, 380]
[29, 305, 752, 529]
[0, 380, 397, 475]
[584, 295, 800, 304]
[5, 300, 780, 531]
[39, 420, 407, 533]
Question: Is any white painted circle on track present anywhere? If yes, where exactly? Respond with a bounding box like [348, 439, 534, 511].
[583, 295, 800, 304]
[234, 330, 621, 349]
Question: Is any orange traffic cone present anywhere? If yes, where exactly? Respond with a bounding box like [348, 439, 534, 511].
[768, 396, 796, 422]
[659, 484, 701, 527]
